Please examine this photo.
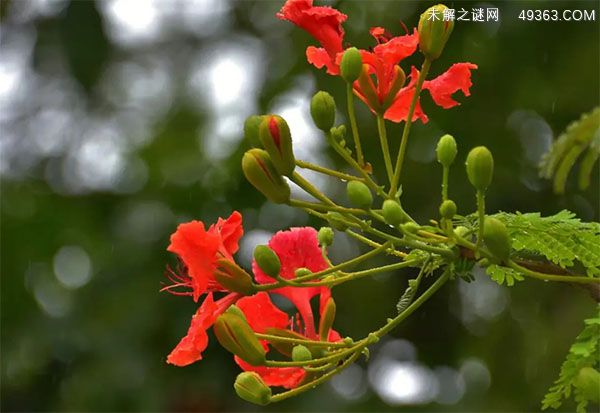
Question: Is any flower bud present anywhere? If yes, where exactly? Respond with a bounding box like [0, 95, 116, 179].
[225, 304, 247, 320]
[418, 4, 454, 60]
[242, 149, 291, 204]
[382, 65, 406, 110]
[331, 124, 347, 143]
[259, 115, 295, 177]
[310, 91, 336, 132]
[213, 313, 266, 366]
[439, 200, 457, 219]
[291, 345, 313, 362]
[319, 297, 336, 341]
[401, 222, 420, 234]
[234, 372, 272, 405]
[382, 200, 407, 226]
[482, 217, 511, 262]
[574, 367, 600, 403]
[294, 268, 312, 278]
[454, 225, 469, 238]
[357, 64, 382, 113]
[466, 146, 494, 192]
[318, 227, 334, 247]
[326, 212, 349, 231]
[214, 259, 256, 295]
[436, 134, 457, 167]
[346, 180, 373, 209]
[253, 245, 281, 278]
[243, 115, 265, 147]
[340, 47, 363, 83]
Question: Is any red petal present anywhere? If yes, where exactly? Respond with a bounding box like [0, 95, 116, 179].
[372, 28, 419, 65]
[166, 293, 219, 366]
[167, 221, 220, 302]
[384, 67, 428, 123]
[237, 292, 289, 333]
[423, 62, 478, 109]
[210, 211, 243, 256]
[235, 356, 306, 389]
[277, 0, 346, 72]
[306, 46, 339, 75]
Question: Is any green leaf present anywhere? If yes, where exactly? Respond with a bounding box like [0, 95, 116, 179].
[541, 305, 600, 411]
[486, 264, 524, 286]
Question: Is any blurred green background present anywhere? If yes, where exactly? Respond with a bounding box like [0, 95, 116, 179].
[1, 0, 598, 411]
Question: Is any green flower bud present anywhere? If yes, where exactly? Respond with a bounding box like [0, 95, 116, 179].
[259, 115, 295, 177]
[242, 149, 290, 204]
[418, 4, 454, 60]
[401, 222, 420, 234]
[346, 180, 373, 209]
[234, 372, 272, 405]
[340, 47, 363, 83]
[454, 225, 469, 238]
[225, 304, 247, 320]
[213, 313, 266, 366]
[382, 199, 407, 226]
[291, 345, 313, 362]
[466, 146, 494, 192]
[318, 297, 336, 341]
[482, 217, 511, 262]
[253, 245, 281, 278]
[318, 227, 334, 247]
[436, 134, 457, 167]
[331, 124, 347, 143]
[294, 268, 312, 278]
[243, 115, 265, 147]
[326, 212, 349, 231]
[439, 200, 457, 219]
[310, 91, 336, 132]
[574, 367, 600, 403]
[214, 259, 256, 295]
[381, 65, 406, 110]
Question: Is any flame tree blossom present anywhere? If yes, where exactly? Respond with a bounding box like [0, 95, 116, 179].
[163, 212, 244, 366]
[278, 0, 478, 123]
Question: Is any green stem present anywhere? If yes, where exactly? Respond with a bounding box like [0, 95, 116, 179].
[508, 261, 599, 284]
[346, 230, 408, 258]
[292, 171, 334, 206]
[441, 165, 449, 201]
[325, 131, 386, 198]
[374, 269, 450, 338]
[270, 351, 362, 403]
[377, 114, 394, 186]
[389, 58, 432, 198]
[296, 159, 363, 182]
[255, 333, 349, 348]
[289, 199, 366, 216]
[475, 191, 485, 254]
[347, 83, 365, 167]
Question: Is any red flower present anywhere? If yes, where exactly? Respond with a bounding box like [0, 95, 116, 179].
[277, 0, 347, 75]
[234, 291, 342, 389]
[278, 0, 478, 123]
[163, 211, 243, 302]
[252, 227, 328, 338]
[167, 292, 240, 366]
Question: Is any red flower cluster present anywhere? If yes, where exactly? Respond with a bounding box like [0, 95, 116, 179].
[277, 0, 477, 123]
[163, 213, 340, 389]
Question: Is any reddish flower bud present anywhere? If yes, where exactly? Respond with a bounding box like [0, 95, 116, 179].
[214, 259, 256, 296]
[242, 149, 290, 204]
[234, 372, 272, 405]
[259, 115, 295, 177]
[213, 312, 266, 366]
[418, 4, 454, 60]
